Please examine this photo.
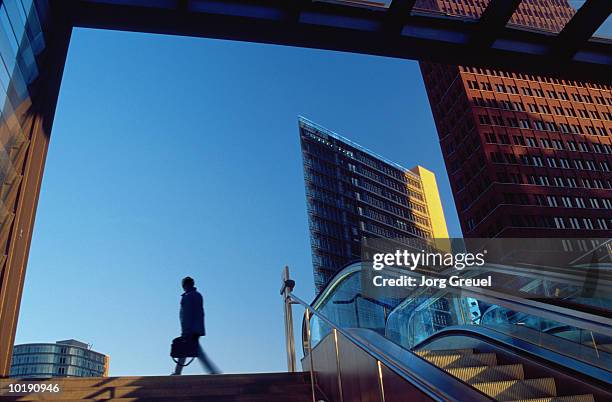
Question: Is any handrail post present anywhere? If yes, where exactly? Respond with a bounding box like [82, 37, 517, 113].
[281, 266, 297, 372]
[305, 308, 317, 402]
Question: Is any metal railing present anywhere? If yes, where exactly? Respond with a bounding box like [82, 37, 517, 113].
[280, 266, 490, 402]
[282, 262, 612, 401]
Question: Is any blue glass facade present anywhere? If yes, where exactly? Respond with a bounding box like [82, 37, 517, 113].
[9, 339, 109, 378]
[0, 0, 47, 268]
[299, 117, 440, 291]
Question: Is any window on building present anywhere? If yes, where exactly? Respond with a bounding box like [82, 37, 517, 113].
[526, 137, 537, 147]
[568, 217, 580, 229]
[554, 217, 565, 229]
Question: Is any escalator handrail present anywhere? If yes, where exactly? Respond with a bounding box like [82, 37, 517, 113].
[289, 292, 492, 402]
[447, 285, 612, 335]
[313, 262, 612, 324]
[367, 264, 612, 336]
[478, 262, 612, 291]
[400, 283, 611, 352]
[311, 262, 362, 310]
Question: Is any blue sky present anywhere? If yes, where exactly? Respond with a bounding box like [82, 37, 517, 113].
[15, 28, 460, 376]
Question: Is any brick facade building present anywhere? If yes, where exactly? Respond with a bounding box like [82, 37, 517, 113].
[419, 0, 612, 237]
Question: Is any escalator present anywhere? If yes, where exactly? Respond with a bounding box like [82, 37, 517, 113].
[416, 348, 577, 402]
[415, 332, 605, 402]
[295, 261, 612, 402]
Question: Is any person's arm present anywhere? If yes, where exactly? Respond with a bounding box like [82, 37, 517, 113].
[180, 295, 194, 337]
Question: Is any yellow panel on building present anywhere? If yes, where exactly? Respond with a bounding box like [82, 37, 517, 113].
[410, 165, 450, 251]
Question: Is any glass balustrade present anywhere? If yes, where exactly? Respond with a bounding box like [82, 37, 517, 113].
[306, 261, 612, 374]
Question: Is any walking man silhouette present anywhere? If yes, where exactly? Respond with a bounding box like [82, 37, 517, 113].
[172, 276, 221, 375]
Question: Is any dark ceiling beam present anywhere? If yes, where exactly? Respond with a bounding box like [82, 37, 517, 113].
[384, 0, 416, 35]
[470, 0, 521, 48]
[61, 0, 612, 83]
[551, 0, 612, 60]
[285, 0, 310, 22]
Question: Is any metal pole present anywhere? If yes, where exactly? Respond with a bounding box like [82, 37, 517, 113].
[333, 329, 344, 402]
[305, 309, 317, 402]
[282, 266, 297, 372]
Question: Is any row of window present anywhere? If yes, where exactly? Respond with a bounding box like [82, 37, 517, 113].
[302, 131, 423, 197]
[305, 174, 431, 231]
[359, 191, 428, 216]
[523, 173, 609, 189]
[467, 78, 612, 106]
[459, 177, 612, 214]
[489, 151, 611, 171]
[477, 114, 609, 136]
[472, 96, 612, 122]
[304, 152, 424, 205]
[460, 66, 610, 92]
[357, 177, 425, 206]
[361, 220, 429, 240]
[301, 129, 355, 159]
[484, 132, 612, 154]
[546, 216, 607, 230]
[494, 171, 607, 190]
[358, 206, 430, 237]
[11, 354, 103, 369]
[309, 195, 430, 238]
[494, 153, 611, 172]
[354, 164, 420, 196]
[466, 214, 610, 233]
[306, 169, 429, 217]
[10, 364, 103, 377]
[12, 347, 105, 363]
[302, 127, 417, 186]
[353, 152, 410, 183]
[502, 193, 612, 210]
[536, 195, 612, 210]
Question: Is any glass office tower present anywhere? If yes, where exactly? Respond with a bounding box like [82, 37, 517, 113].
[299, 117, 449, 291]
[9, 339, 109, 378]
[0, 1, 48, 257]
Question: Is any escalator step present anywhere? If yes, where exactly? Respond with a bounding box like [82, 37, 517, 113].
[422, 352, 497, 369]
[447, 364, 524, 383]
[507, 394, 595, 402]
[416, 348, 474, 357]
[473, 378, 557, 401]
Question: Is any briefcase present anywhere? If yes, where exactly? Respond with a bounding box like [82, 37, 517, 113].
[171, 336, 198, 361]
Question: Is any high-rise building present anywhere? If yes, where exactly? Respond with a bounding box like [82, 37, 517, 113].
[419, 0, 612, 238]
[9, 339, 109, 378]
[299, 117, 449, 291]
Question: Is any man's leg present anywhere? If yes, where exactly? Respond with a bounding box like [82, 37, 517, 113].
[197, 342, 221, 374]
[173, 358, 186, 375]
